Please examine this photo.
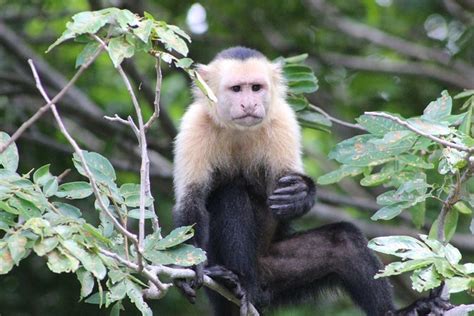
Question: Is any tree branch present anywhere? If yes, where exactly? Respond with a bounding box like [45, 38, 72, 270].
[320, 52, 473, 89]
[0, 45, 103, 153]
[27, 59, 139, 246]
[304, 0, 474, 80]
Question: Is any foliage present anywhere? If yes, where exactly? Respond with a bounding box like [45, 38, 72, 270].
[318, 90, 474, 295]
[0, 7, 325, 316]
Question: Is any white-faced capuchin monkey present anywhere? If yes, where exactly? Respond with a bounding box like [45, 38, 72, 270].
[172, 47, 452, 316]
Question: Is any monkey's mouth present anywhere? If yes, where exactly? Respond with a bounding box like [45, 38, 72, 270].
[233, 114, 263, 120]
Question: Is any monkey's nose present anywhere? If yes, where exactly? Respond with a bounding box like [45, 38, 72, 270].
[241, 103, 257, 114]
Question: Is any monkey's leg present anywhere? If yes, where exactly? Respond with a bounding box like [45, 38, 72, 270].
[206, 179, 260, 316]
[260, 222, 394, 316]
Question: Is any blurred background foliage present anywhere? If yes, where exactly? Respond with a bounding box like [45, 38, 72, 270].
[0, 0, 473, 315]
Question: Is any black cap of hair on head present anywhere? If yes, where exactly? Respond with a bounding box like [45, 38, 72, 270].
[214, 46, 265, 61]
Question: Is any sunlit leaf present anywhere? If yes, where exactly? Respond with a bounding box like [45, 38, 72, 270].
[0, 132, 19, 172]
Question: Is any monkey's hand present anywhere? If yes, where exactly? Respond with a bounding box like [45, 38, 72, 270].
[174, 263, 204, 304]
[268, 174, 316, 220]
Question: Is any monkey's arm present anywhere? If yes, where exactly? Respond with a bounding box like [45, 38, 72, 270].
[268, 174, 316, 220]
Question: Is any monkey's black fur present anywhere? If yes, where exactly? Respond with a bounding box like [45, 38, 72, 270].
[172, 47, 453, 316]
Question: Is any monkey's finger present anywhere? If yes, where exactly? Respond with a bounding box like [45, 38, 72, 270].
[277, 175, 303, 184]
[269, 191, 307, 202]
[269, 203, 293, 210]
[273, 182, 307, 194]
[175, 281, 197, 304]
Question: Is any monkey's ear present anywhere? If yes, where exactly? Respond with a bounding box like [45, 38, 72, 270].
[196, 64, 211, 81]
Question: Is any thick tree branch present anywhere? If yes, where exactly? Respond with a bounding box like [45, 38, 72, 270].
[304, 0, 474, 80]
[320, 53, 473, 89]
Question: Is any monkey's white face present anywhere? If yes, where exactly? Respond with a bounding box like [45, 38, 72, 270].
[214, 59, 272, 128]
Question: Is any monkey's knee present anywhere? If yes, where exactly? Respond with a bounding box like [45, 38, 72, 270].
[325, 222, 368, 251]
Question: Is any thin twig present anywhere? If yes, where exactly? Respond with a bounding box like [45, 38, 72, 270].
[365, 112, 474, 153]
[0, 46, 103, 153]
[27, 59, 138, 245]
[308, 104, 367, 131]
[436, 166, 472, 243]
[92, 34, 153, 269]
[144, 56, 162, 131]
[98, 248, 260, 315]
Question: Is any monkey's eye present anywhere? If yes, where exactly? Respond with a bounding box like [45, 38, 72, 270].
[231, 85, 241, 92]
[252, 84, 262, 92]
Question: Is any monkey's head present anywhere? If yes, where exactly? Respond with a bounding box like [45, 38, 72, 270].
[196, 47, 285, 129]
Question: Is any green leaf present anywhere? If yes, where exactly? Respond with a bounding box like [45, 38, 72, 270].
[368, 235, 435, 260]
[329, 132, 416, 167]
[7, 234, 27, 265]
[459, 105, 473, 135]
[144, 244, 206, 267]
[76, 42, 101, 68]
[73, 151, 116, 186]
[444, 243, 462, 265]
[33, 164, 53, 186]
[444, 209, 459, 242]
[297, 110, 332, 129]
[127, 209, 155, 219]
[360, 170, 393, 187]
[453, 201, 472, 215]
[411, 266, 441, 292]
[33, 236, 59, 256]
[56, 181, 93, 199]
[126, 280, 152, 316]
[371, 203, 410, 221]
[287, 96, 308, 111]
[454, 90, 474, 99]
[53, 202, 82, 218]
[445, 277, 471, 293]
[356, 114, 405, 136]
[82, 223, 111, 245]
[288, 80, 318, 94]
[85, 292, 105, 305]
[175, 57, 193, 69]
[410, 201, 426, 229]
[154, 25, 189, 56]
[0, 132, 19, 172]
[9, 197, 41, 219]
[46, 249, 80, 273]
[77, 268, 95, 300]
[189, 69, 217, 103]
[110, 301, 123, 316]
[399, 154, 434, 169]
[108, 280, 127, 303]
[284, 53, 308, 64]
[148, 226, 194, 250]
[108, 36, 135, 68]
[132, 19, 153, 43]
[43, 177, 59, 197]
[61, 240, 106, 279]
[422, 90, 452, 121]
[0, 246, 14, 274]
[407, 118, 452, 136]
[317, 165, 365, 185]
[375, 259, 433, 278]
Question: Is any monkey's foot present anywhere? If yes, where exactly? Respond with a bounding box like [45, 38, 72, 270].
[394, 288, 454, 316]
[205, 265, 245, 300]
